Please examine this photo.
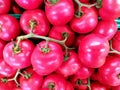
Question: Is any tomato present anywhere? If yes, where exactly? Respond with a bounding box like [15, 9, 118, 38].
[99, 0, 120, 20]
[112, 85, 120, 90]
[15, 0, 43, 10]
[48, 25, 75, 46]
[0, 58, 16, 77]
[98, 54, 120, 86]
[31, 41, 63, 75]
[0, 80, 15, 90]
[3, 39, 35, 69]
[20, 71, 43, 90]
[66, 82, 74, 90]
[13, 87, 22, 90]
[56, 50, 80, 77]
[0, 39, 6, 59]
[0, 14, 21, 41]
[0, 0, 11, 14]
[93, 20, 118, 40]
[70, 7, 98, 34]
[91, 81, 111, 90]
[111, 31, 120, 52]
[42, 73, 68, 90]
[78, 34, 109, 68]
[45, 0, 74, 25]
[70, 76, 88, 90]
[20, 9, 50, 36]
[73, 63, 94, 79]
[79, 0, 89, 3]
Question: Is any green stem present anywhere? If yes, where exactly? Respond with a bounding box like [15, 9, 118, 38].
[74, 0, 97, 8]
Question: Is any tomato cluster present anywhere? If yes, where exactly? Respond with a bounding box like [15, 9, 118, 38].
[0, 0, 120, 90]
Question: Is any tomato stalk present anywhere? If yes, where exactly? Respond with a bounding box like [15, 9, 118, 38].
[48, 0, 59, 4]
[109, 40, 120, 54]
[74, 0, 97, 8]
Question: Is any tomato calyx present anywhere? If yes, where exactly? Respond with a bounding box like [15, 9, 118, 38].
[13, 43, 21, 54]
[47, 0, 59, 5]
[40, 47, 51, 54]
[96, 0, 102, 8]
[75, 11, 83, 18]
[1, 78, 8, 83]
[29, 19, 38, 33]
[48, 82, 55, 90]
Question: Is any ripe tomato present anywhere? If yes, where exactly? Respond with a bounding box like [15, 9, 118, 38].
[3, 39, 35, 69]
[0, 0, 11, 14]
[91, 81, 111, 90]
[0, 14, 21, 41]
[93, 20, 118, 40]
[56, 50, 80, 77]
[31, 41, 64, 75]
[45, 0, 74, 25]
[99, 0, 120, 20]
[79, 0, 89, 3]
[20, 9, 50, 36]
[111, 31, 120, 52]
[48, 25, 75, 46]
[15, 0, 43, 9]
[0, 39, 6, 59]
[66, 82, 74, 90]
[79, 34, 109, 68]
[0, 58, 16, 77]
[98, 54, 120, 86]
[70, 7, 98, 34]
[20, 71, 43, 90]
[42, 73, 68, 90]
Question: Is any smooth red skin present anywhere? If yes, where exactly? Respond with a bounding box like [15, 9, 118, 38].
[79, 0, 89, 3]
[31, 41, 63, 75]
[99, 0, 120, 20]
[74, 35, 85, 47]
[42, 73, 68, 90]
[20, 72, 43, 90]
[0, 58, 16, 77]
[0, 81, 15, 90]
[73, 63, 94, 79]
[91, 82, 111, 90]
[45, 0, 74, 25]
[70, 7, 98, 34]
[0, 14, 21, 41]
[93, 20, 118, 40]
[20, 9, 50, 36]
[78, 34, 109, 68]
[70, 76, 88, 90]
[12, 3, 22, 14]
[112, 31, 120, 52]
[13, 88, 22, 90]
[3, 40, 35, 69]
[112, 85, 120, 90]
[48, 25, 75, 46]
[98, 54, 120, 86]
[0, 0, 11, 14]
[56, 50, 80, 77]
[15, 0, 43, 10]
[66, 82, 74, 90]
[0, 39, 6, 59]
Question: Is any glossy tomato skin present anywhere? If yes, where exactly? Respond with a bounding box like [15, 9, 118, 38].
[20, 71, 43, 90]
[0, 0, 11, 14]
[20, 9, 50, 36]
[93, 20, 118, 40]
[73, 63, 94, 79]
[45, 0, 74, 25]
[15, 0, 43, 10]
[0, 58, 16, 77]
[0, 39, 6, 59]
[70, 7, 98, 34]
[48, 25, 75, 46]
[31, 41, 63, 75]
[98, 54, 120, 86]
[66, 82, 74, 90]
[3, 39, 35, 69]
[112, 31, 120, 52]
[0, 81, 15, 90]
[42, 73, 68, 90]
[56, 50, 80, 77]
[99, 0, 120, 20]
[91, 81, 111, 90]
[79, 34, 109, 68]
[79, 0, 89, 3]
[0, 14, 21, 41]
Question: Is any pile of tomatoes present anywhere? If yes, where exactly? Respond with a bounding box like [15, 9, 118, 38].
[0, 0, 120, 90]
